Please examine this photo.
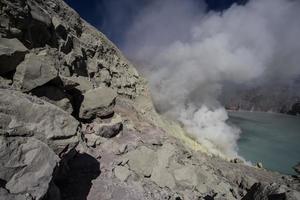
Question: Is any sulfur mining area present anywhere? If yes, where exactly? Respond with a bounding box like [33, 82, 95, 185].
[0, 0, 299, 200]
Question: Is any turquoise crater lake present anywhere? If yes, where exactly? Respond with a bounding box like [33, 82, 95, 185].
[228, 111, 300, 175]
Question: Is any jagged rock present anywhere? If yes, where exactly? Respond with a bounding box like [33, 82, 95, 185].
[114, 166, 131, 182]
[94, 114, 123, 138]
[28, 1, 52, 27]
[0, 137, 59, 200]
[0, 38, 28, 75]
[60, 35, 73, 54]
[231, 158, 244, 164]
[65, 50, 88, 76]
[53, 15, 73, 54]
[52, 16, 68, 40]
[0, 89, 79, 154]
[60, 76, 93, 92]
[2, 0, 146, 97]
[125, 146, 157, 177]
[98, 68, 112, 85]
[58, 75, 80, 90]
[26, 1, 55, 48]
[30, 85, 73, 114]
[0, 76, 12, 88]
[90, 66, 112, 87]
[256, 162, 263, 169]
[86, 58, 99, 76]
[13, 50, 58, 92]
[79, 87, 117, 120]
[64, 51, 77, 67]
[0, 0, 54, 48]
[239, 176, 257, 190]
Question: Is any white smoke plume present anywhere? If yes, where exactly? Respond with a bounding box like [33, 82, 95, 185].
[123, 0, 300, 157]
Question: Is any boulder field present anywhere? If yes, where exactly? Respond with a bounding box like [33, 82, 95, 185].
[0, 0, 299, 199]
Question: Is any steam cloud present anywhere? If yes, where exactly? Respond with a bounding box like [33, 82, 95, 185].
[123, 0, 300, 157]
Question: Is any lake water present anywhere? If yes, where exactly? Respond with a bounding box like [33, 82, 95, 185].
[228, 111, 300, 175]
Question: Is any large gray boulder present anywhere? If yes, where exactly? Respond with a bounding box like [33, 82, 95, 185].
[0, 38, 28, 75]
[0, 137, 59, 200]
[0, 89, 79, 154]
[13, 49, 58, 92]
[125, 146, 157, 177]
[79, 87, 117, 120]
[93, 114, 123, 138]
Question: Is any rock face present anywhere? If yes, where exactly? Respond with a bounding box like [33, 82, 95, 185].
[0, 0, 146, 95]
[242, 183, 300, 200]
[0, 89, 79, 154]
[1, 0, 300, 200]
[0, 88, 79, 199]
[0, 0, 147, 199]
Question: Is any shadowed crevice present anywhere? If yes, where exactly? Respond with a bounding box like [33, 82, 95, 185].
[55, 153, 101, 200]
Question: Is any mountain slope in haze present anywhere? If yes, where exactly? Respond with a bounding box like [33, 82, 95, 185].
[221, 79, 300, 115]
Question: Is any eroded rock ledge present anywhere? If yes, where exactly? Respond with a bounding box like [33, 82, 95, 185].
[0, 0, 299, 200]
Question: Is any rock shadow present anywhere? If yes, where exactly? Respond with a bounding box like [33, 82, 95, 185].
[67, 88, 84, 119]
[55, 153, 101, 200]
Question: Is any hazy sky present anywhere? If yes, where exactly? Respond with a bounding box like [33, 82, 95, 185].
[64, 0, 247, 46]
